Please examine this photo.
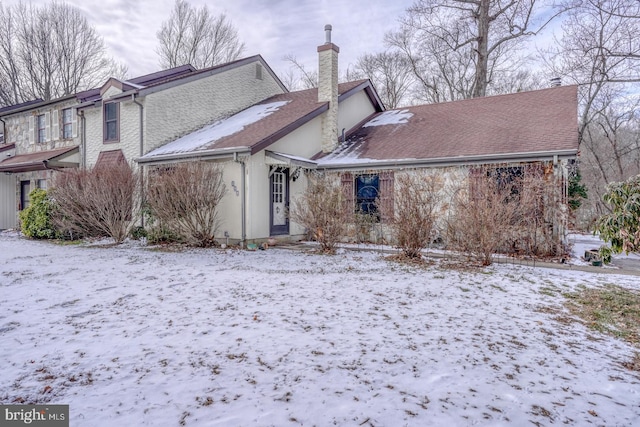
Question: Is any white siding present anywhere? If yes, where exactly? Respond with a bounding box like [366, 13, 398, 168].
[143, 62, 284, 153]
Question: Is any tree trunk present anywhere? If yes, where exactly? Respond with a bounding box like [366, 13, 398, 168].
[473, 0, 490, 98]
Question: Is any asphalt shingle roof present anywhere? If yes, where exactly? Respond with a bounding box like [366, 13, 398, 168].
[317, 85, 579, 164]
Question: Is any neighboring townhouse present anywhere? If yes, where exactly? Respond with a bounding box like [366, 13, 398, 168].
[0, 97, 81, 229]
[76, 57, 286, 170]
[137, 26, 579, 252]
[0, 57, 286, 229]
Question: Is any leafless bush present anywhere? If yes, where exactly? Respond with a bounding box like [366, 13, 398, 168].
[382, 174, 442, 258]
[50, 162, 139, 243]
[146, 162, 226, 247]
[290, 172, 348, 253]
[446, 165, 563, 265]
[513, 169, 561, 257]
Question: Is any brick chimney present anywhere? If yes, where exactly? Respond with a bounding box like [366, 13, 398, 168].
[318, 24, 339, 154]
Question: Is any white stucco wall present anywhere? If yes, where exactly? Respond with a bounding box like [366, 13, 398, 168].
[83, 60, 284, 170]
[267, 90, 376, 159]
[269, 117, 323, 157]
[245, 152, 270, 240]
[215, 160, 243, 240]
[337, 91, 377, 135]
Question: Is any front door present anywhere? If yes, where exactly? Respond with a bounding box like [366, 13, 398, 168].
[270, 168, 289, 235]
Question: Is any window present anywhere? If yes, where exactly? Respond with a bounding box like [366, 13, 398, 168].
[342, 172, 394, 222]
[491, 166, 524, 201]
[62, 108, 73, 139]
[37, 114, 46, 143]
[37, 179, 47, 190]
[356, 174, 380, 215]
[104, 102, 119, 142]
[20, 181, 31, 210]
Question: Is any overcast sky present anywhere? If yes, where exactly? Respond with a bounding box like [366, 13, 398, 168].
[6, 0, 415, 79]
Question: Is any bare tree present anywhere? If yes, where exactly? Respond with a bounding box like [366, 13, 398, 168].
[282, 54, 318, 90]
[157, 0, 245, 70]
[0, 1, 126, 106]
[543, 0, 640, 223]
[387, 0, 564, 101]
[352, 51, 415, 109]
[544, 0, 640, 142]
[282, 55, 370, 92]
[579, 93, 640, 219]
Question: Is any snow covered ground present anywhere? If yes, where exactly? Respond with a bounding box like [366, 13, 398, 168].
[567, 232, 640, 271]
[1, 231, 639, 426]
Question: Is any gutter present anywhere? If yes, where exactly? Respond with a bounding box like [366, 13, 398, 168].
[77, 109, 86, 168]
[0, 117, 5, 144]
[234, 152, 247, 247]
[135, 147, 251, 165]
[316, 149, 579, 171]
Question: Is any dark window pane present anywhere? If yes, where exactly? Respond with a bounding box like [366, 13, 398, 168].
[63, 108, 73, 139]
[105, 103, 117, 120]
[106, 122, 117, 140]
[356, 174, 379, 214]
[104, 103, 118, 141]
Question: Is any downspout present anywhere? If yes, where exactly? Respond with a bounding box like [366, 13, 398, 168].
[234, 152, 246, 247]
[0, 117, 6, 144]
[132, 94, 145, 228]
[76, 110, 86, 168]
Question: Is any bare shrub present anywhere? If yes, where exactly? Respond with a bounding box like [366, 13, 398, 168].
[513, 168, 561, 257]
[290, 172, 348, 253]
[447, 167, 525, 266]
[50, 162, 139, 243]
[146, 162, 226, 247]
[382, 174, 441, 258]
[446, 165, 561, 265]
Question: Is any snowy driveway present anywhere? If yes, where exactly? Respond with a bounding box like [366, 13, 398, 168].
[1, 233, 639, 426]
[569, 233, 640, 272]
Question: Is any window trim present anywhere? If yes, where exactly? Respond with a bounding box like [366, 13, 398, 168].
[103, 102, 120, 143]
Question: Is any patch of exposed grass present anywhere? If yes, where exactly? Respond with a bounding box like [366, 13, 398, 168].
[621, 352, 640, 372]
[539, 286, 558, 297]
[564, 285, 640, 347]
[385, 253, 434, 268]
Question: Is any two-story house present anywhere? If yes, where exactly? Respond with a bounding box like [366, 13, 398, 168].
[0, 97, 81, 229]
[0, 56, 286, 229]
